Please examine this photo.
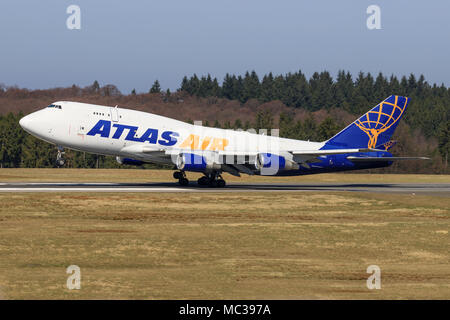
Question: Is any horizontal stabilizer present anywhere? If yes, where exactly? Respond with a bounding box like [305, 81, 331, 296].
[347, 156, 430, 162]
[291, 148, 383, 156]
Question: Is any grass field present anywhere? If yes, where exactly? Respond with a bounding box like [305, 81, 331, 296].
[0, 169, 449, 299]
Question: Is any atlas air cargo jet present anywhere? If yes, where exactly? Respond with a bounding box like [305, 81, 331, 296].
[19, 95, 428, 187]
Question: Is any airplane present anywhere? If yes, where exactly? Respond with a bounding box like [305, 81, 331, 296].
[19, 95, 429, 187]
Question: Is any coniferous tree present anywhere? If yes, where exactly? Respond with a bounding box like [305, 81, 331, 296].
[438, 120, 449, 167]
[300, 115, 318, 141]
[374, 72, 388, 100]
[222, 74, 235, 100]
[233, 119, 243, 130]
[180, 76, 190, 92]
[317, 117, 342, 141]
[279, 112, 297, 138]
[241, 71, 260, 103]
[190, 74, 200, 96]
[91, 80, 100, 93]
[255, 110, 274, 132]
[260, 72, 275, 102]
[149, 80, 161, 93]
[21, 134, 54, 168]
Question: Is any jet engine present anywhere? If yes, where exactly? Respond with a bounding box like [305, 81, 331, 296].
[254, 153, 299, 172]
[176, 153, 221, 172]
[116, 156, 144, 166]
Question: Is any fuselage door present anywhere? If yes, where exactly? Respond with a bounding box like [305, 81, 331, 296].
[110, 106, 119, 122]
[78, 124, 86, 135]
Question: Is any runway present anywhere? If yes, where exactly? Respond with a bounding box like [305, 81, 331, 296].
[0, 182, 449, 195]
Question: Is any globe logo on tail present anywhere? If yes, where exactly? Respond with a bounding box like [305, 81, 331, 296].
[381, 140, 397, 151]
[354, 96, 408, 148]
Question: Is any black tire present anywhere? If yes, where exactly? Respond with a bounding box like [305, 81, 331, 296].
[173, 171, 182, 179]
[197, 176, 209, 186]
[217, 179, 226, 188]
[210, 180, 218, 188]
[179, 178, 189, 186]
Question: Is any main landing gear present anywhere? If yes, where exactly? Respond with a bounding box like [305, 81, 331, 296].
[197, 172, 226, 188]
[173, 171, 189, 186]
[172, 171, 226, 188]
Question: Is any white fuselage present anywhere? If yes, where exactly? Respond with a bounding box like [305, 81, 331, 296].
[19, 101, 324, 164]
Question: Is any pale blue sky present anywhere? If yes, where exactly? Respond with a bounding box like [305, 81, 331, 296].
[1, 0, 449, 93]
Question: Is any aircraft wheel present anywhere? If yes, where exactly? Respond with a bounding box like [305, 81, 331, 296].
[217, 179, 226, 188]
[179, 178, 189, 186]
[209, 179, 218, 188]
[173, 171, 182, 180]
[197, 176, 209, 186]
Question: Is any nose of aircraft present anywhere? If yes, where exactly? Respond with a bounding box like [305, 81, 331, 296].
[19, 114, 33, 132]
[19, 109, 55, 139]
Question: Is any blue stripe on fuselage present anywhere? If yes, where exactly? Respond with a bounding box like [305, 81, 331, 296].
[86, 120, 178, 146]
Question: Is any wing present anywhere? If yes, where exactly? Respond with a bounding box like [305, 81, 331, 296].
[118, 144, 429, 175]
[347, 156, 430, 162]
[217, 148, 387, 173]
[119, 144, 173, 165]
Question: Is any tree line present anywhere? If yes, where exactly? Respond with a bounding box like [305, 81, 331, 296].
[179, 70, 449, 140]
[0, 70, 448, 173]
[178, 70, 449, 171]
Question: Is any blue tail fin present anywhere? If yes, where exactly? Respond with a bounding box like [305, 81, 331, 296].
[324, 95, 409, 149]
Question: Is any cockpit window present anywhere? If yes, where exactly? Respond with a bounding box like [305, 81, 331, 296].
[47, 104, 62, 109]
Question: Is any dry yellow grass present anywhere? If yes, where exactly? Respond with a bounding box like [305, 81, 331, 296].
[0, 190, 448, 299]
[0, 168, 449, 183]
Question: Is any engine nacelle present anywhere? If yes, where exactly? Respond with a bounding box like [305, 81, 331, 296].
[254, 153, 299, 172]
[176, 153, 221, 172]
[116, 156, 144, 166]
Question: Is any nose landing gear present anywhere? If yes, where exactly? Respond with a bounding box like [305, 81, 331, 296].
[56, 147, 65, 167]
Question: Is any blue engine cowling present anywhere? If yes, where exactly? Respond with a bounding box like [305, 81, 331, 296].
[255, 153, 287, 170]
[176, 153, 207, 172]
[176, 153, 221, 172]
[116, 156, 144, 166]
